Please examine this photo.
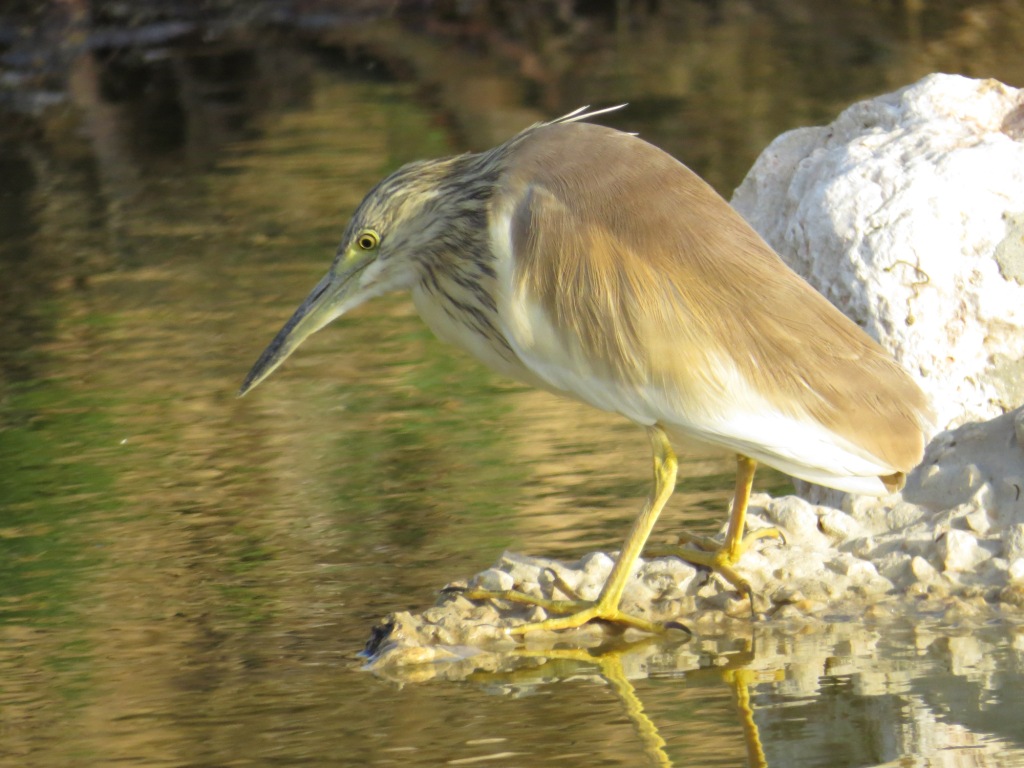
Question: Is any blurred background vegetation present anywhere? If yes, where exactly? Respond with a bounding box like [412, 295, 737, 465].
[4, 0, 1023, 189]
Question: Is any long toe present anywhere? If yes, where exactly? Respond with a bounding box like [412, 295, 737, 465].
[452, 586, 671, 637]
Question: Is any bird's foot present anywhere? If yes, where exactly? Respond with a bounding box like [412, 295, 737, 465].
[648, 527, 785, 616]
[445, 584, 688, 637]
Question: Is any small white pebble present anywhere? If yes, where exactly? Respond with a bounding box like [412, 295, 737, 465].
[941, 529, 991, 572]
[471, 568, 514, 593]
[964, 505, 992, 535]
[819, 509, 864, 541]
[1004, 524, 1024, 561]
[851, 536, 876, 559]
[1009, 558, 1024, 582]
[875, 551, 912, 583]
[844, 558, 880, 584]
[766, 497, 829, 548]
[910, 555, 941, 584]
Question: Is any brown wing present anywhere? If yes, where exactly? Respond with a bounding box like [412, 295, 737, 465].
[501, 121, 930, 473]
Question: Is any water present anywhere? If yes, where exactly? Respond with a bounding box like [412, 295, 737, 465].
[3, 6, 1024, 766]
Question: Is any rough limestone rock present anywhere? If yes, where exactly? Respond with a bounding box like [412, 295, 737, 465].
[732, 73, 1024, 431]
[364, 410, 1024, 669]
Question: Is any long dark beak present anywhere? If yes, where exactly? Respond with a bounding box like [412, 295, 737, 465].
[239, 271, 347, 397]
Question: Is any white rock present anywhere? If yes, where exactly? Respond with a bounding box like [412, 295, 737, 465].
[904, 408, 1024, 524]
[818, 508, 864, 542]
[843, 558, 880, 585]
[497, 551, 543, 584]
[763, 496, 830, 549]
[856, 574, 896, 599]
[939, 529, 991, 572]
[845, 496, 923, 536]
[640, 557, 699, 597]
[851, 536, 875, 559]
[470, 567, 514, 593]
[771, 548, 831, 586]
[981, 557, 1009, 581]
[620, 579, 657, 612]
[537, 565, 580, 599]
[964, 504, 992, 536]
[733, 73, 1024, 431]
[573, 551, 616, 601]
[578, 550, 615, 572]
[910, 555, 941, 585]
[694, 577, 721, 600]
[875, 550, 913, 585]
[1004, 524, 1024, 561]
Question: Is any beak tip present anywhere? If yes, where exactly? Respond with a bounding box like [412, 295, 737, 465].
[236, 268, 339, 401]
[237, 370, 262, 399]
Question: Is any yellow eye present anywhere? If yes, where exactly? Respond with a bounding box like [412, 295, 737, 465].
[356, 230, 380, 251]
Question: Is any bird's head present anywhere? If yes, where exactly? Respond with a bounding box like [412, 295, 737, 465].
[238, 155, 480, 397]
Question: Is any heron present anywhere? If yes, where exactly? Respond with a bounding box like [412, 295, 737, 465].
[239, 106, 931, 635]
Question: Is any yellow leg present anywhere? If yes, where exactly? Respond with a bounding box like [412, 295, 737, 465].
[724, 454, 759, 560]
[457, 425, 679, 636]
[650, 454, 782, 604]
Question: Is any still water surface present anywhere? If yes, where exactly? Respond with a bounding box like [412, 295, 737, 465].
[4, 17, 1024, 768]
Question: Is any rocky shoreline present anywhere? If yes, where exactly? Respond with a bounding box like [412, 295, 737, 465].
[363, 409, 1023, 669]
[364, 73, 1024, 670]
